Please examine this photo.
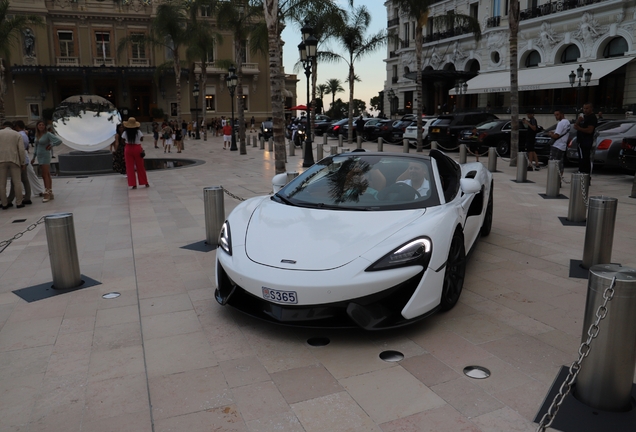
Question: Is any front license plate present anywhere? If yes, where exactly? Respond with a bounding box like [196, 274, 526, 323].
[262, 287, 298, 304]
[431, 128, 440, 133]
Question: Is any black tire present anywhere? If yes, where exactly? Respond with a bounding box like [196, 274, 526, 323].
[440, 229, 466, 311]
[480, 181, 494, 237]
[496, 140, 510, 156]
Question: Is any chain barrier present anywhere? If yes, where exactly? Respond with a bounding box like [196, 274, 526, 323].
[535, 276, 617, 432]
[580, 174, 589, 207]
[221, 187, 246, 202]
[495, 148, 511, 162]
[0, 216, 46, 253]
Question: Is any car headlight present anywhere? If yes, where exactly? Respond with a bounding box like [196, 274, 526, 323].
[366, 237, 432, 272]
[218, 221, 232, 255]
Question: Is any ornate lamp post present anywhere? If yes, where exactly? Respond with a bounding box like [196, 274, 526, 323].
[226, 65, 238, 151]
[569, 64, 592, 112]
[298, 21, 318, 167]
[193, 82, 200, 139]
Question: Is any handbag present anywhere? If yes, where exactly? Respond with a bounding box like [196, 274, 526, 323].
[140, 149, 146, 158]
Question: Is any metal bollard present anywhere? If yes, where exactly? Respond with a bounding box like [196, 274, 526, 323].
[330, 145, 338, 155]
[459, 144, 467, 164]
[288, 140, 295, 156]
[322, 134, 328, 146]
[377, 137, 383, 152]
[286, 171, 299, 184]
[546, 160, 560, 197]
[403, 138, 410, 153]
[488, 147, 497, 172]
[576, 264, 636, 411]
[317, 142, 323, 161]
[341, 147, 350, 154]
[338, 135, 343, 147]
[516, 152, 527, 182]
[45, 213, 82, 290]
[357, 135, 362, 149]
[430, 141, 438, 150]
[268, 137, 273, 152]
[204, 187, 225, 247]
[259, 136, 265, 149]
[582, 196, 617, 269]
[567, 173, 590, 222]
[252, 135, 257, 147]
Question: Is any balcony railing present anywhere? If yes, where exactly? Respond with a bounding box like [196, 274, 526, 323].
[129, 58, 149, 67]
[389, 51, 398, 58]
[94, 58, 115, 66]
[486, 16, 501, 28]
[424, 26, 472, 43]
[56, 57, 78, 66]
[194, 61, 260, 74]
[387, 17, 400, 27]
[519, 0, 606, 21]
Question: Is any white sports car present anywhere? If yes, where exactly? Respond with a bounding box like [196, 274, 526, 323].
[215, 150, 493, 330]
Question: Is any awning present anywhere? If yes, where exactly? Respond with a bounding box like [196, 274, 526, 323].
[449, 57, 633, 95]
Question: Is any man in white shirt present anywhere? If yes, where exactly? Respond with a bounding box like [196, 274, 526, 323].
[8, 120, 39, 204]
[548, 110, 570, 176]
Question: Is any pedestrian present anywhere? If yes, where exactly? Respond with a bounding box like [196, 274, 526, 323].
[175, 126, 183, 153]
[522, 109, 541, 170]
[112, 124, 126, 175]
[181, 120, 187, 140]
[7, 120, 34, 204]
[0, 121, 26, 209]
[187, 121, 193, 138]
[221, 116, 227, 127]
[162, 123, 173, 153]
[597, 111, 603, 120]
[548, 110, 570, 177]
[122, 117, 149, 189]
[573, 102, 598, 174]
[222, 121, 233, 149]
[32, 120, 61, 202]
[216, 118, 222, 137]
[355, 115, 365, 140]
[152, 121, 159, 148]
[250, 116, 255, 133]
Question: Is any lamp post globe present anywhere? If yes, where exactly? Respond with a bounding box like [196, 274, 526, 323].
[226, 65, 238, 151]
[193, 82, 200, 140]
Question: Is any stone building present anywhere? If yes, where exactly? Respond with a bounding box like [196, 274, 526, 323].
[5, 0, 296, 124]
[384, 0, 636, 119]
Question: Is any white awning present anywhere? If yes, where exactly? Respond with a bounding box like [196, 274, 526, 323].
[449, 57, 633, 95]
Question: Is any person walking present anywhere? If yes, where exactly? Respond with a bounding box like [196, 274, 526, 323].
[112, 124, 126, 175]
[548, 110, 570, 177]
[162, 123, 173, 153]
[522, 109, 541, 170]
[222, 122, 232, 149]
[573, 102, 598, 174]
[7, 120, 34, 204]
[122, 117, 149, 189]
[32, 120, 62, 202]
[0, 121, 26, 209]
[355, 115, 365, 141]
[152, 121, 159, 148]
[175, 126, 183, 153]
[250, 116, 255, 133]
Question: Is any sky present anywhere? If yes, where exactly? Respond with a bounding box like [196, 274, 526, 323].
[280, 1, 387, 115]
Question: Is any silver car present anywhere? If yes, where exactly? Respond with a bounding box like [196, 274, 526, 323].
[589, 120, 636, 170]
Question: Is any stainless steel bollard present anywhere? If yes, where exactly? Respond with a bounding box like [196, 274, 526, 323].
[546, 160, 560, 197]
[252, 135, 257, 147]
[204, 187, 225, 247]
[516, 152, 527, 182]
[377, 137, 383, 152]
[430, 141, 438, 150]
[459, 144, 467, 164]
[330, 145, 338, 156]
[576, 264, 636, 411]
[259, 136, 265, 149]
[341, 147, 350, 154]
[338, 135, 343, 147]
[45, 213, 82, 289]
[488, 147, 497, 172]
[317, 142, 323, 161]
[357, 135, 362, 149]
[322, 134, 328, 146]
[286, 171, 299, 184]
[403, 138, 410, 153]
[288, 140, 295, 156]
[567, 173, 590, 223]
[268, 137, 273, 152]
[582, 196, 617, 269]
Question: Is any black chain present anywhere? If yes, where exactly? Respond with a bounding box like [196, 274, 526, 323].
[221, 187, 246, 202]
[0, 216, 46, 253]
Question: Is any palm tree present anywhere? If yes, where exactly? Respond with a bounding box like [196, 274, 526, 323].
[117, 2, 189, 125]
[316, 83, 328, 100]
[325, 78, 344, 109]
[324, 5, 386, 144]
[509, 0, 520, 167]
[217, 0, 263, 155]
[0, 0, 42, 121]
[391, 0, 481, 152]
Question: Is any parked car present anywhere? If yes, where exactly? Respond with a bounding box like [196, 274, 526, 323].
[428, 112, 498, 148]
[389, 120, 415, 144]
[259, 120, 273, 140]
[619, 137, 636, 172]
[366, 119, 397, 142]
[215, 150, 493, 329]
[534, 120, 577, 164]
[314, 117, 334, 136]
[403, 116, 439, 148]
[361, 118, 385, 140]
[338, 117, 376, 140]
[458, 120, 528, 157]
[589, 120, 636, 170]
[327, 118, 349, 138]
[565, 119, 614, 165]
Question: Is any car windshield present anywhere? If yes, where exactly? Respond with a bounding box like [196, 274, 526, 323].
[477, 121, 500, 130]
[273, 154, 441, 211]
[432, 118, 451, 126]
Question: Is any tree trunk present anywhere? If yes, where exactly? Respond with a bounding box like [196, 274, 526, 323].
[173, 48, 182, 126]
[235, 41, 247, 155]
[311, 57, 317, 147]
[347, 62, 354, 144]
[201, 61, 208, 141]
[509, 0, 520, 167]
[264, 0, 286, 174]
[415, 24, 423, 152]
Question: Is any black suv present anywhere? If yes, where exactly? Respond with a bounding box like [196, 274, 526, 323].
[429, 112, 498, 147]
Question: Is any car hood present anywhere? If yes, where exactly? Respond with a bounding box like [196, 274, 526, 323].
[245, 199, 425, 270]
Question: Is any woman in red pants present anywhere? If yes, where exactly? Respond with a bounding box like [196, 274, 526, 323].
[122, 117, 149, 189]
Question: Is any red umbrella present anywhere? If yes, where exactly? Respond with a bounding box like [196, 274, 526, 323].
[290, 105, 307, 111]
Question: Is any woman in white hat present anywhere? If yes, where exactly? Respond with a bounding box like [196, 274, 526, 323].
[122, 117, 149, 189]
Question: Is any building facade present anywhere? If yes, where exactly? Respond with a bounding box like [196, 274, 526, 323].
[384, 0, 636, 119]
[5, 0, 296, 124]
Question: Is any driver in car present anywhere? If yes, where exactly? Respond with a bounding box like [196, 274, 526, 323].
[396, 162, 430, 196]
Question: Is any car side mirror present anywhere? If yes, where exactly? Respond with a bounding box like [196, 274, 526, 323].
[460, 178, 481, 194]
[272, 173, 287, 193]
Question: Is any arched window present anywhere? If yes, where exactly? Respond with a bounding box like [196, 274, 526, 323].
[525, 50, 540, 68]
[561, 45, 580, 63]
[604, 37, 628, 58]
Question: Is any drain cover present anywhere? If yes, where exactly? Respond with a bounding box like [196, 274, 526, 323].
[463, 365, 491, 379]
[307, 337, 330, 347]
[102, 292, 121, 299]
[379, 350, 404, 362]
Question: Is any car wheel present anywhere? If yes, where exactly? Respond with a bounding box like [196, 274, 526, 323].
[440, 228, 466, 311]
[496, 140, 510, 157]
[480, 181, 493, 237]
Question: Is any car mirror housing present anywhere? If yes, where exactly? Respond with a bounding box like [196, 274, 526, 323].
[272, 173, 288, 193]
[460, 178, 481, 194]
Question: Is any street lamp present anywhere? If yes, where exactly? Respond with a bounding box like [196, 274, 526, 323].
[299, 20, 318, 167]
[226, 65, 238, 151]
[569, 64, 592, 112]
[193, 82, 200, 139]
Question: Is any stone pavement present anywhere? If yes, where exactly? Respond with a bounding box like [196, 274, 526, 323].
[0, 132, 635, 432]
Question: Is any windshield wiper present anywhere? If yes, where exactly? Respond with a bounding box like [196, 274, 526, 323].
[273, 193, 294, 205]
